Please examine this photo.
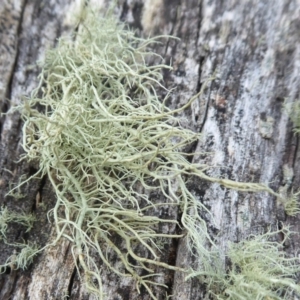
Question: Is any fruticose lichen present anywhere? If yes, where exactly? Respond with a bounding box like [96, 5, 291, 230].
[224, 229, 300, 299]
[187, 228, 300, 299]
[0, 206, 37, 272]
[0, 206, 36, 239]
[285, 100, 300, 134]
[5, 8, 300, 300]
[0, 242, 39, 272]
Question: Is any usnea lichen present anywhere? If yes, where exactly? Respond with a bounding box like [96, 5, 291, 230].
[0, 206, 37, 272]
[285, 100, 300, 134]
[187, 228, 300, 299]
[0, 242, 39, 272]
[15, 10, 212, 298]
[0, 206, 36, 239]
[223, 229, 300, 299]
[5, 8, 300, 300]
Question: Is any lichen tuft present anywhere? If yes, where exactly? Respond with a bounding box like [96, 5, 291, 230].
[5, 7, 300, 300]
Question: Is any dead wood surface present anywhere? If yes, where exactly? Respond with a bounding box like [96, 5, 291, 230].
[0, 0, 300, 299]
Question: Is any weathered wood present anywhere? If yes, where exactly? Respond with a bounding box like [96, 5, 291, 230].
[0, 0, 300, 299]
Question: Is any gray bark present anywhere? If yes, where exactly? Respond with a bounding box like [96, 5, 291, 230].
[0, 0, 300, 299]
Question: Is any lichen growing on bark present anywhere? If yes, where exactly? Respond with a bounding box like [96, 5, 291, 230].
[4, 7, 300, 300]
[15, 9, 217, 298]
[187, 228, 300, 299]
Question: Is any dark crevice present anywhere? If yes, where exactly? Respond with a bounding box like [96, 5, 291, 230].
[67, 265, 78, 299]
[0, 269, 17, 300]
[0, 0, 27, 141]
[3, 266, 12, 275]
[163, 0, 181, 58]
[55, 18, 63, 45]
[15, 228, 25, 241]
[292, 135, 299, 168]
[197, 55, 208, 133]
[195, 0, 211, 134]
[195, 0, 203, 89]
[0, 112, 4, 140]
[168, 234, 180, 268]
[63, 243, 71, 262]
[27, 166, 41, 212]
[31, 175, 47, 212]
[195, 3, 205, 93]
[14, 118, 22, 146]
[176, 1, 185, 41]
[1, 0, 28, 140]
[120, 1, 129, 22]
[195, 0, 202, 50]
[28, 166, 38, 177]
[277, 222, 287, 244]
[131, 2, 143, 31]
[17, 0, 27, 39]
[5, 0, 27, 104]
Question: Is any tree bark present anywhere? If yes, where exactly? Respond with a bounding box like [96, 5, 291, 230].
[0, 0, 300, 299]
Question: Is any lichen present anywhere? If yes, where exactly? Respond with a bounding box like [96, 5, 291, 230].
[217, 228, 300, 300]
[0, 242, 39, 272]
[0, 206, 36, 239]
[15, 10, 214, 298]
[0, 206, 38, 273]
[285, 100, 300, 134]
[5, 7, 299, 300]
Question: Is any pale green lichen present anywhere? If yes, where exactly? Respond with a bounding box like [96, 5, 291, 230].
[0, 206, 38, 272]
[285, 100, 300, 134]
[3, 171, 27, 199]
[277, 184, 300, 217]
[0, 242, 39, 272]
[282, 102, 300, 216]
[221, 229, 300, 299]
[187, 228, 300, 300]
[282, 189, 300, 217]
[6, 7, 300, 300]
[0, 206, 36, 239]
